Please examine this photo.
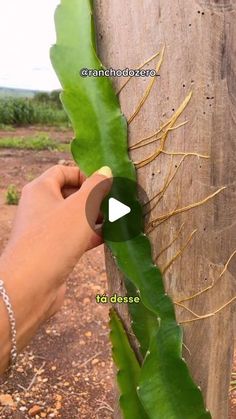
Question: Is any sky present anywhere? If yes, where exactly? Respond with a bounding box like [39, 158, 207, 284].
[0, 0, 61, 91]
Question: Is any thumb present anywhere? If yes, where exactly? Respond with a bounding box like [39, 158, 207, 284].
[76, 166, 113, 225]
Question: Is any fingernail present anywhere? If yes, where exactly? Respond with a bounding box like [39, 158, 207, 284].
[97, 166, 113, 178]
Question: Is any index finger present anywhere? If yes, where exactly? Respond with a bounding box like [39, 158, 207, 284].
[40, 165, 86, 190]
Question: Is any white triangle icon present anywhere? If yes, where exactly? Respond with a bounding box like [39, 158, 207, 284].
[108, 198, 131, 223]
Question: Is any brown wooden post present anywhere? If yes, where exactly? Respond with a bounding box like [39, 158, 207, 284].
[94, 1, 236, 418]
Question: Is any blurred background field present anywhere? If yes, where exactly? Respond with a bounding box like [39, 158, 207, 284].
[0, 89, 71, 162]
[0, 88, 68, 127]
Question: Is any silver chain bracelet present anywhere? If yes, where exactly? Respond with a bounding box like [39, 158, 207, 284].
[0, 279, 18, 367]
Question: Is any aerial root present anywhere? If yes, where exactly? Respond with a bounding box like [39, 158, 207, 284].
[129, 121, 188, 151]
[230, 374, 236, 393]
[161, 150, 209, 159]
[162, 229, 197, 274]
[144, 157, 174, 215]
[176, 249, 236, 304]
[116, 50, 160, 95]
[155, 223, 185, 260]
[182, 342, 192, 356]
[141, 152, 208, 197]
[134, 92, 192, 168]
[175, 302, 202, 318]
[128, 46, 165, 125]
[177, 283, 214, 305]
[178, 296, 236, 324]
[129, 118, 173, 150]
[144, 154, 194, 217]
[135, 144, 208, 169]
[147, 189, 181, 233]
[218, 249, 236, 279]
[229, 385, 236, 394]
[147, 186, 226, 232]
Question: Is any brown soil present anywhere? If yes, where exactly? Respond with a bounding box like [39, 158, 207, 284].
[0, 127, 235, 419]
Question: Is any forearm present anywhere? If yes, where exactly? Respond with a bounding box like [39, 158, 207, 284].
[0, 245, 58, 374]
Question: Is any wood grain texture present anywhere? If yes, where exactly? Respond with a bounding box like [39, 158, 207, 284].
[94, 1, 236, 418]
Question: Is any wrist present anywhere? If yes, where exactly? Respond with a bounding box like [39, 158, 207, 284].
[0, 252, 58, 373]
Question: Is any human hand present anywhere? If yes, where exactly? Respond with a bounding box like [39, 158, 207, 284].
[0, 165, 112, 371]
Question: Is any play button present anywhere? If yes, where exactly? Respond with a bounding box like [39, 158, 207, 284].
[108, 198, 131, 222]
[85, 176, 150, 242]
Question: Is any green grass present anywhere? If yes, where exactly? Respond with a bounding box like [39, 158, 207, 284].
[5, 184, 20, 205]
[0, 123, 15, 131]
[0, 97, 69, 126]
[0, 134, 70, 152]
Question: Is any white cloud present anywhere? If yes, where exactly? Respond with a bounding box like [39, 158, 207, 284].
[0, 0, 61, 90]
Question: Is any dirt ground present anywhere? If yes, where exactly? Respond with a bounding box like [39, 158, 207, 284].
[0, 127, 235, 419]
[0, 126, 73, 144]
